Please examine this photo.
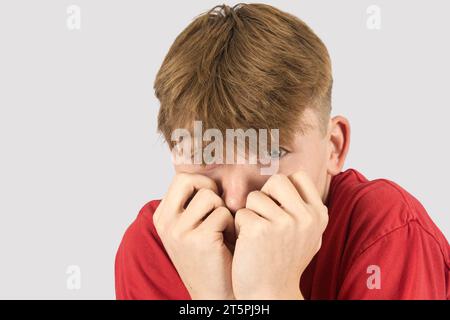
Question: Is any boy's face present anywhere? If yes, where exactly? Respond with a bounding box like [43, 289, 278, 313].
[173, 109, 345, 213]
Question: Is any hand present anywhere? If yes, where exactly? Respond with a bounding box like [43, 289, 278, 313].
[232, 171, 328, 299]
[153, 173, 236, 300]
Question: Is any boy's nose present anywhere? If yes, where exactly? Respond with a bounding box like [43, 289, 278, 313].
[221, 184, 249, 214]
[218, 166, 265, 214]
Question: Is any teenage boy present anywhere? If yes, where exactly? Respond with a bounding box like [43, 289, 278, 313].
[115, 3, 449, 300]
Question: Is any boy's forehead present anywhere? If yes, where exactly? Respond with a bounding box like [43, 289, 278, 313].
[169, 108, 320, 150]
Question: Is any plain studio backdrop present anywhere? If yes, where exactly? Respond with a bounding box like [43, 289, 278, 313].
[0, 0, 448, 299]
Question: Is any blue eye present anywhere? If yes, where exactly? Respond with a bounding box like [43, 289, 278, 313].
[270, 148, 288, 159]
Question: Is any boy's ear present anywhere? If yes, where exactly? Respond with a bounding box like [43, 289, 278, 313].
[327, 115, 351, 175]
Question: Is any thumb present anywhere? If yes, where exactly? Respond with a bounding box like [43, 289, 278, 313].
[234, 208, 259, 239]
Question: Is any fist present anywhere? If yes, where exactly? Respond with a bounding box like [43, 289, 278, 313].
[231, 171, 328, 299]
[153, 173, 236, 300]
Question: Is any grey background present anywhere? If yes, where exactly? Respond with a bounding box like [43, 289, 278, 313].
[0, 0, 448, 299]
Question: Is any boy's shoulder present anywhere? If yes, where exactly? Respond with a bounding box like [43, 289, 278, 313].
[328, 168, 449, 264]
[330, 168, 423, 222]
[119, 199, 163, 251]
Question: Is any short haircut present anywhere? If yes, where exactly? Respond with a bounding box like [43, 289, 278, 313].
[154, 3, 333, 148]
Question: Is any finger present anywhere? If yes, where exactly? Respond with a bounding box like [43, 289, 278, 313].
[234, 208, 264, 238]
[200, 206, 235, 238]
[156, 173, 218, 224]
[200, 206, 236, 252]
[178, 188, 224, 231]
[288, 170, 323, 207]
[260, 174, 306, 217]
[245, 190, 285, 221]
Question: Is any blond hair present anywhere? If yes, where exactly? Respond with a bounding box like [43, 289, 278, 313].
[154, 3, 333, 148]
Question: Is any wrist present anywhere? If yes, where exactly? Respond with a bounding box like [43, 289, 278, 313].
[236, 288, 304, 300]
[190, 291, 236, 300]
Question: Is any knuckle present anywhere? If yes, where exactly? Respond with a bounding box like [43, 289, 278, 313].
[174, 172, 189, 185]
[172, 174, 192, 193]
[320, 204, 329, 218]
[269, 173, 287, 186]
[291, 170, 307, 181]
[234, 209, 245, 224]
[246, 190, 260, 205]
[197, 188, 223, 205]
[215, 206, 231, 216]
[319, 208, 329, 229]
[234, 208, 245, 219]
[196, 188, 213, 198]
[313, 204, 328, 223]
[316, 238, 323, 253]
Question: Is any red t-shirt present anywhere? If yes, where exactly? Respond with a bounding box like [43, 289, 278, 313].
[115, 168, 450, 299]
